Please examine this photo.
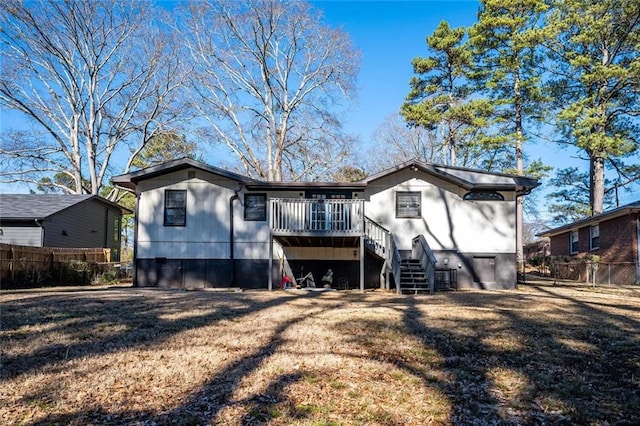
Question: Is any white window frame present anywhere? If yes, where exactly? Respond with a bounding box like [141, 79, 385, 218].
[590, 224, 600, 250]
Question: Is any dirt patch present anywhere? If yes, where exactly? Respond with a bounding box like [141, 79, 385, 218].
[2, 284, 639, 425]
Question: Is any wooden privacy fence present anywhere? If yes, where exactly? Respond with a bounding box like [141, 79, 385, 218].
[0, 243, 115, 289]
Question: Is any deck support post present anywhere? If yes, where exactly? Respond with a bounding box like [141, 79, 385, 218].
[360, 207, 365, 292]
[360, 235, 365, 292]
[268, 232, 273, 291]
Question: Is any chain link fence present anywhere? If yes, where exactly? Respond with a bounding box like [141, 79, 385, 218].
[549, 261, 639, 286]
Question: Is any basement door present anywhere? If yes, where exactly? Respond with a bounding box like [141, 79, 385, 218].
[472, 256, 496, 284]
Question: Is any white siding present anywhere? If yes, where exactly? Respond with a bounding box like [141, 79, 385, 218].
[365, 170, 515, 253]
[136, 169, 278, 260]
[0, 226, 43, 246]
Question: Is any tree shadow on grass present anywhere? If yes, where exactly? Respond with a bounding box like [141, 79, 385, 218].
[339, 289, 640, 424]
[4, 288, 639, 424]
[419, 289, 639, 424]
[3, 289, 349, 424]
[1, 289, 293, 382]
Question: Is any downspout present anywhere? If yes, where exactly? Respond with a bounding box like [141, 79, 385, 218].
[229, 186, 242, 287]
[636, 216, 640, 284]
[114, 184, 138, 287]
[103, 207, 109, 249]
[515, 187, 532, 286]
[133, 192, 139, 287]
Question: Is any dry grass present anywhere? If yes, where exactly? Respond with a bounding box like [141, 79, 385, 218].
[1, 281, 639, 425]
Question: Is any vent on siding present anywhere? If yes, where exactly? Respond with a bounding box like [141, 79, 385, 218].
[188, 171, 196, 179]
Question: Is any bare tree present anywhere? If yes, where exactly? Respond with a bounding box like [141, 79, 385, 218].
[369, 113, 512, 173]
[180, 0, 360, 182]
[0, 0, 188, 198]
[368, 113, 445, 172]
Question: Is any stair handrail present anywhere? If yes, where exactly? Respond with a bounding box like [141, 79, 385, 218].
[364, 216, 390, 259]
[390, 233, 402, 294]
[412, 235, 437, 294]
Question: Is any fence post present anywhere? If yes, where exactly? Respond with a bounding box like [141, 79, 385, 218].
[49, 251, 54, 276]
[9, 245, 14, 284]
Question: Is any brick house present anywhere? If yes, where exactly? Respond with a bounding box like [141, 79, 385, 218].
[538, 201, 640, 284]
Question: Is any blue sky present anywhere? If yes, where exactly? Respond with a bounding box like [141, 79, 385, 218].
[2, 0, 638, 216]
[311, 0, 640, 215]
[313, 0, 480, 143]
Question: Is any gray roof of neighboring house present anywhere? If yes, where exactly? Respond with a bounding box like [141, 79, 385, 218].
[538, 200, 640, 237]
[112, 157, 540, 193]
[0, 194, 130, 220]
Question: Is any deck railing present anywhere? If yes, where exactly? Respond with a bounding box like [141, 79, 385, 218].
[270, 198, 364, 235]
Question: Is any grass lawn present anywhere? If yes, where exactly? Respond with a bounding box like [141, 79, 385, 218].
[1, 281, 639, 425]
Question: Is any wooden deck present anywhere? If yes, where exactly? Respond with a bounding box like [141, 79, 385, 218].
[270, 198, 364, 237]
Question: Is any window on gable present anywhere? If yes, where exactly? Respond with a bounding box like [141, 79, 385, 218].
[590, 224, 600, 250]
[396, 191, 421, 218]
[164, 190, 187, 226]
[463, 190, 504, 201]
[244, 193, 267, 221]
[570, 229, 579, 254]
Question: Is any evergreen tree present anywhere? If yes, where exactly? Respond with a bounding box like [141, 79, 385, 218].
[544, 0, 640, 215]
[468, 0, 549, 271]
[401, 21, 493, 167]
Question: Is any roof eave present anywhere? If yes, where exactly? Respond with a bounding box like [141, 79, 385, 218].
[245, 182, 367, 191]
[539, 207, 640, 237]
[111, 158, 259, 189]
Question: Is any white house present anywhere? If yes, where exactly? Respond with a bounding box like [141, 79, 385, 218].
[112, 158, 539, 292]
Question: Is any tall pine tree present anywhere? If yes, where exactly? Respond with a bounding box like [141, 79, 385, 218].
[468, 0, 548, 273]
[401, 21, 493, 167]
[544, 0, 640, 215]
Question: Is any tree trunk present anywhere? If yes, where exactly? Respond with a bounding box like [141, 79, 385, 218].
[514, 70, 525, 276]
[590, 154, 605, 215]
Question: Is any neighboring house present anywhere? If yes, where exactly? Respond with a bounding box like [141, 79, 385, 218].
[0, 194, 130, 261]
[112, 158, 539, 292]
[538, 201, 640, 281]
[524, 237, 550, 261]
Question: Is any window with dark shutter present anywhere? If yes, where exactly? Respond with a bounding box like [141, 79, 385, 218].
[244, 194, 267, 221]
[164, 190, 187, 226]
[396, 191, 421, 218]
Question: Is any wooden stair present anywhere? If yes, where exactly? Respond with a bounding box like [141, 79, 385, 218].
[399, 259, 431, 294]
